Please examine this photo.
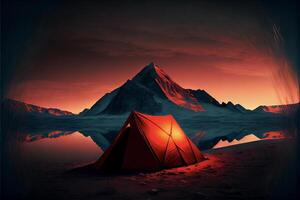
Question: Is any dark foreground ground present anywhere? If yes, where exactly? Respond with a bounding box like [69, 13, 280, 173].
[17, 138, 297, 200]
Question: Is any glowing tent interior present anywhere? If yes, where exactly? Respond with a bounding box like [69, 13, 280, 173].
[94, 111, 205, 172]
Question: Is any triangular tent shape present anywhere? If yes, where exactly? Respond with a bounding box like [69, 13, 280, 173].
[94, 111, 205, 171]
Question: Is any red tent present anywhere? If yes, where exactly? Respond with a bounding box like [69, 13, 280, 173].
[95, 111, 205, 171]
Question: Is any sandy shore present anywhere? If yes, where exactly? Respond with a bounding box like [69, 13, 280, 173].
[18, 138, 295, 200]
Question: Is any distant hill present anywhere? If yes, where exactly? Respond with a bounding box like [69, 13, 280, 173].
[2, 98, 74, 117]
[254, 103, 299, 114]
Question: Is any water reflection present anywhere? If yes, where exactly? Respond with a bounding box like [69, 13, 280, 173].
[19, 127, 292, 168]
[213, 134, 261, 149]
[24, 130, 75, 142]
[21, 131, 102, 169]
[211, 130, 293, 149]
[196, 129, 292, 150]
[263, 130, 288, 139]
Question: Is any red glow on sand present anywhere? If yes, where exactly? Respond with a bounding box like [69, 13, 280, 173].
[142, 153, 223, 182]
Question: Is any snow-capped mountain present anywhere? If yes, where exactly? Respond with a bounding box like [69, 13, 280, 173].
[83, 63, 247, 116]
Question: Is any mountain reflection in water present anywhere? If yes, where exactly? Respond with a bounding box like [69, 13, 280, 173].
[16, 127, 292, 171]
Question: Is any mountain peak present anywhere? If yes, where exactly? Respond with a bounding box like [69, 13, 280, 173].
[142, 62, 162, 72]
[147, 62, 156, 68]
[132, 63, 204, 112]
[132, 62, 162, 82]
[146, 62, 162, 69]
[139, 62, 157, 72]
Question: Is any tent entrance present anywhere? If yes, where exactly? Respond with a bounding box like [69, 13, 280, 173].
[101, 127, 131, 171]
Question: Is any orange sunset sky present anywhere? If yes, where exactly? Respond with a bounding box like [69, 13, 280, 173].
[5, 1, 299, 113]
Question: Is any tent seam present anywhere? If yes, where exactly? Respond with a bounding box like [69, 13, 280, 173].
[162, 119, 172, 165]
[170, 135, 187, 166]
[137, 113, 171, 136]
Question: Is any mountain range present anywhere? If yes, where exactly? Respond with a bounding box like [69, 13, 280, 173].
[2, 63, 298, 118]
